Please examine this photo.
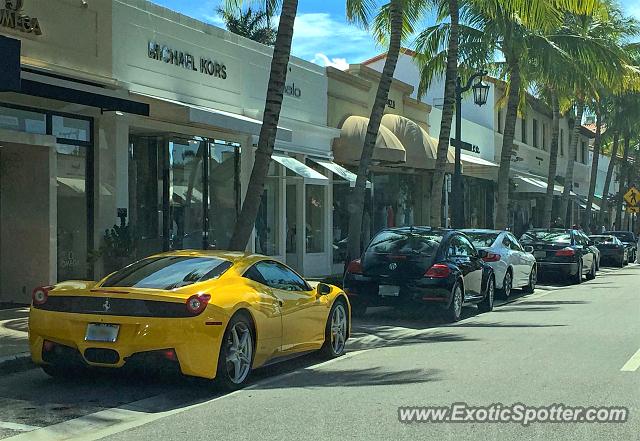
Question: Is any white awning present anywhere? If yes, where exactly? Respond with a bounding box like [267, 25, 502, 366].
[579, 199, 601, 212]
[310, 158, 371, 188]
[513, 174, 575, 196]
[132, 92, 292, 142]
[272, 154, 328, 185]
[460, 154, 499, 168]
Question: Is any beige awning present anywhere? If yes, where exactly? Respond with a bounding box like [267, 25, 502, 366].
[380, 114, 436, 169]
[333, 115, 406, 165]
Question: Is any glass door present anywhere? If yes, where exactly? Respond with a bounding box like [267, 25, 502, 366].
[168, 138, 206, 250]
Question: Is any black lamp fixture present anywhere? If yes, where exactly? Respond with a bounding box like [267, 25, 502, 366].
[472, 78, 490, 107]
[451, 70, 490, 229]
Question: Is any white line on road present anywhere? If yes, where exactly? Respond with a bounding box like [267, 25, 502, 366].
[0, 421, 39, 432]
[621, 348, 640, 372]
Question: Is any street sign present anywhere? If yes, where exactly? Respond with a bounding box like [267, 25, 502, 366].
[626, 206, 640, 214]
[623, 186, 640, 207]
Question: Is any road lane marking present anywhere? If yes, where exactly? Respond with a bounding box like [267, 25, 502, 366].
[0, 421, 39, 432]
[621, 348, 640, 372]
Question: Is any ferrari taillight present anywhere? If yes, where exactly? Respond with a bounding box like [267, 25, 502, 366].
[185, 294, 211, 315]
[32, 286, 51, 306]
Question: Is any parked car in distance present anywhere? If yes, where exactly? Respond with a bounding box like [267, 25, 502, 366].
[604, 231, 637, 263]
[462, 229, 537, 298]
[520, 229, 597, 284]
[343, 227, 495, 322]
[589, 235, 628, 267]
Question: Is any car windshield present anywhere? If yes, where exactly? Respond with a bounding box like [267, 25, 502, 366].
[368, 231, 443, 255]
[591, 236, 616, 244]
[608, 232, 635, 242]
[521, 231, 572, 244]
[101, 256, 233, 290]
[465, 232, 500, 248]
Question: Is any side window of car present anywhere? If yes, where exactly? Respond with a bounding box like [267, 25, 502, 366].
[459, 236, 478, 257]
[502, 236, 511, 249]
[508, 234, 524, 252]
[447, 236, 466, 257]
[244, 265, 268, 285]
[255, 261, 310, 292]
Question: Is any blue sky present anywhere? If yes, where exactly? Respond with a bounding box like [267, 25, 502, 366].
[151, 0, 640, 70]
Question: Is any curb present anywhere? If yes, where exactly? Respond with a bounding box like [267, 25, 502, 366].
[0, 352, 35, 375]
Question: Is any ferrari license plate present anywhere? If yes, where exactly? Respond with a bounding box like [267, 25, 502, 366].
[85, 323, 120, 342]
[534, 251, 547, 259]
[379, 285, 400, 297]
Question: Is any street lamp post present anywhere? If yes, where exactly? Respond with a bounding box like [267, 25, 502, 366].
[452, 71, 490, 229]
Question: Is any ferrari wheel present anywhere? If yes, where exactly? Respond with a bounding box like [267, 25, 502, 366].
[320, 300, 348, 358]
[216, 314, 254, 390]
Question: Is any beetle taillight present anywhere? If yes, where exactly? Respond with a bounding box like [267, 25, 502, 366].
[424, 264, 451, 278]
[346, 259, 363, 275]
[32, 286, 52, 306]
[185, 294, 211, 315]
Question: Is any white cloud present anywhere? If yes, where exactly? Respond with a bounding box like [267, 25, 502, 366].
[291, 13, 380, 66]
[311, 53, 350, 70]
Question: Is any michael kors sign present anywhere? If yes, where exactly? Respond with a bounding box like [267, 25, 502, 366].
[0, 0, 42, 35]
[148, 41, 228, 80]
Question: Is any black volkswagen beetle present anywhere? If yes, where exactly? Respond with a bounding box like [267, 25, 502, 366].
[589, 235, 628, 267]
[520, 229, 596, 284]
[343, 227, 495, 322]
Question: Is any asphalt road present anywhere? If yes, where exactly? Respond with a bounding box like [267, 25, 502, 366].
[0, 264, 638, 441]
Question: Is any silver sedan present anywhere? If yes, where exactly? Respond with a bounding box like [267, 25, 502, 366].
[463, 229, 537, 298]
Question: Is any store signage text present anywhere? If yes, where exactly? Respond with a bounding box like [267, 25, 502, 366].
[450, 138, 480, 154]
[284, 82, 301, 98]
[0, 0, 42, 35]
[148, 42, 227, 80]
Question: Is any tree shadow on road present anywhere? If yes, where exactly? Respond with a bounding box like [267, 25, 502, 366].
[251, 365, 441, 389]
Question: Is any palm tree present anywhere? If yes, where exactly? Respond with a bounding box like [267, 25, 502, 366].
[598, 131, 620, 228]
[228, 0, 298, 251]
[345, 0, 429, 261]
[217, 5, 277, 45]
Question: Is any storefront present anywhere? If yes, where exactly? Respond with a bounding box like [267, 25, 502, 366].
[0, 0, 342, 303]
[327, 64, 447, 273]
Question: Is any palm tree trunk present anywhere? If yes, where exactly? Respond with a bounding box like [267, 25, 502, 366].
[559, 100, 585, 227]
[614, 135, 630, 230]
[494, 59, 521, 230]
[542, 90, 560, 228]
[429, 0, 459, 227]
[584, 107, 602, 233]
[228, 0, 298, 251]
[599, 132, 618, 228]
[346, 0, 403, 262]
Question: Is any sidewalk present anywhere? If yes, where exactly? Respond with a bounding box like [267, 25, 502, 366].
[0, 307, 32, 372]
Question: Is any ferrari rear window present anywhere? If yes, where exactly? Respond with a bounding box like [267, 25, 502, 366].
[101, 256, 232, 290]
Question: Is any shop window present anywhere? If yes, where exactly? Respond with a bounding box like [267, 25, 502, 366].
[255, 162, 281, 256]
[581, 141, 587, 164]
[56, 144, 89, 281]
[0, 105, 46, 134]
[497, 109, 503, 134]
[542, 123, 547, 151]
[52, 115, 91, 142]
[532, 119, 539, 147]
[208, 142, 239, 249]
[306, 184, 326, 253]
[560, 129, 565, 156]
[521, 118, 527, 144]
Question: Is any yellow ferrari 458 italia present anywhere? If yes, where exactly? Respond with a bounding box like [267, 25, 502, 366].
[29, 251, 350, 389]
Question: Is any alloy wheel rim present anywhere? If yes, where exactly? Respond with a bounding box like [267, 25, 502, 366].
[531, 267, 537, 289]
[488, 279, 494, 307]
[225, 322, 252, 384]
[454, 286, 463, 317]
[504, 273, 512, 296]
[330, 304, 347, 355]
